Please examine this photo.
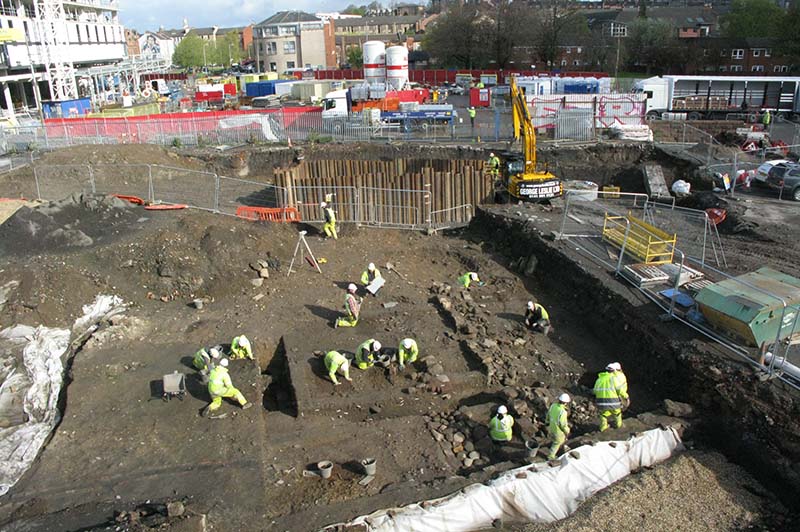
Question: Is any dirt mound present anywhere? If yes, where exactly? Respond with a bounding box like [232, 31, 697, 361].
[0, 193, 141, 255]
[38, 144, 205, 169]
[517, 451, 790, 532]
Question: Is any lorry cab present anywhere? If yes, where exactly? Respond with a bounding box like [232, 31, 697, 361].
[633, 76, 669, 120]
[321, 89, 350, 120]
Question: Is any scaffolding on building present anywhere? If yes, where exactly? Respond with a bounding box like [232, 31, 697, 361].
[78, 55, 172, 105]
[36, 0, 78, 101]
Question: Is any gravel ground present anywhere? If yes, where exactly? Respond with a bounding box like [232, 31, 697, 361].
[513, 451, 790, 532]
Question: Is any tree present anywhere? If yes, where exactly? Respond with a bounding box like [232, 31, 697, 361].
[492, 1, 537, 69]
[721, 0, 783, 38]
[531, 1, 586, 68]
[422, 4, 492, 68]
[342, 4, 366, 15]
[625, 18, 687, 74]
[777, 5, 800, 63]
[173, 33, 205, 68]
[347, 47, 363, 68]
[213, 31, 244, 67]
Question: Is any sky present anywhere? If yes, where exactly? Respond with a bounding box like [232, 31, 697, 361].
[122, 0, 348, 31]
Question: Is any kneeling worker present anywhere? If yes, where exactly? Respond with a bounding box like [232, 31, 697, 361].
[230, 335, 253, 360]
[324, 350, 352, 385]
[489, 405, 515, 443]
[204, 358, 252, 416]
[355, 338, 382, 370]
[193, 346, 221, 382]
[524, 300, 551, 335]
[335, 283, 362, 328]
[193, 346, 221, 372]
[398, 338, 418, 370]
[458, 272, 480, 289]
[546, 393, 571, 460]
[361, 262, 382, 286]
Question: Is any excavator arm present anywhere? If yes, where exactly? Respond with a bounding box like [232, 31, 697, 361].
[510, 77, 537, 174]
[502, 76, 562, 201]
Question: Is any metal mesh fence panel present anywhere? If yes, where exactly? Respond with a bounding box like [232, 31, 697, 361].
[291, 185, 359, 223]
[217, 176, 286, 216]
[34, 164, 94, 201]
[559, 191, 649, 238]
[91, 164, 152, 201]
[360, 187, 429, 228]
[150, 165, 217, 210]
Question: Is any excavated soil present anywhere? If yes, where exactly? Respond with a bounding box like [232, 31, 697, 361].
[0, 144, 797, 531]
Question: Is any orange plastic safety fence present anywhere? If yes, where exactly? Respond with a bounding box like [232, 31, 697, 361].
[235, 206, 301, 223]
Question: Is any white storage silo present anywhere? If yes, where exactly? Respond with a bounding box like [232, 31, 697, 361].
[362, 41, 386, 86]
[385, 46, 409, 90]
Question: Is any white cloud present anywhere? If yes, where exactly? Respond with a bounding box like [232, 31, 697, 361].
[121, 0, 338, 31]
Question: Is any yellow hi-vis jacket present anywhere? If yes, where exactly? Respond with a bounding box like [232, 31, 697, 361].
[489, 413, 514, 441]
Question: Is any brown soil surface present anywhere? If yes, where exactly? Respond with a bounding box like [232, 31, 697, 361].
[0, 144, 797, 531]
[516, 451, 788, 532]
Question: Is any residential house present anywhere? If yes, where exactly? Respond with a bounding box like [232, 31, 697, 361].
[704, 38, 789, 74]
[586, 7, 723, 39]
[334, 14, 421, 65]
[253, 11, 335, 73]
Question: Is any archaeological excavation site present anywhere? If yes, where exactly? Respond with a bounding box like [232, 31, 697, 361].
[0, 139, 798, 532]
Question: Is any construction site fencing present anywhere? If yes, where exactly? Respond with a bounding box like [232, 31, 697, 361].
[0, 103, 652, 152]
[24, 163, 479, 231]
[216, 176, 287, 217]
[661, 257, 800, 391]
[558, 191, 649, 243]
[642, 200, 727, 268]
[557, 188, 799, 392]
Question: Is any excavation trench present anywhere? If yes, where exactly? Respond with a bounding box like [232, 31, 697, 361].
[469, 207, 800, 509]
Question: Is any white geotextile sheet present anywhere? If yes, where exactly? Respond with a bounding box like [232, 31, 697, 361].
[609, 124, 654, 142]
[218, 115, 279, 142]
[325, 427, 683, 532]
[0, 294, 125, 496]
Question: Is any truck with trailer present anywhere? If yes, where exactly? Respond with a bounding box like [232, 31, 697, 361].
[321, 85, 456, 131]
[633, 75, 800, 121]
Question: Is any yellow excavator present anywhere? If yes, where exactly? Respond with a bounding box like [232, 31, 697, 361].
[500, 77, 562, 201]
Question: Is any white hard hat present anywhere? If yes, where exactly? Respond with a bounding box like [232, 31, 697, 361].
[497, 405, 508, 414]
[209, 348, 220, 359]
[372, 340, 382, 351]
[470, 272, 479, 281]
[489, 152, 495, 157]
[527, 301, 534, 310]
[611, 362, 622, 371]
[402, 338, 413, 349]
[559, 393, 571, 403]
[605, 363, 616, 371]
[368, 262, 375, 271]
[220, 358, 229, 367]
[320, 201, 327, 208]
[347, 283, 357, 292]
[239, 336, 251, 348]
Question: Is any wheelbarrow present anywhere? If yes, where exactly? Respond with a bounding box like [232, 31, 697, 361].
[162, 371, 186, 401]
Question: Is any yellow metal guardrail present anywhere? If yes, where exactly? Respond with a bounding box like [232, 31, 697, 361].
[602, 212, 676, 264]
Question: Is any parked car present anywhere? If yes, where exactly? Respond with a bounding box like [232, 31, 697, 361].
[766, 164, 800, 201]
[755, 159, 793, 184]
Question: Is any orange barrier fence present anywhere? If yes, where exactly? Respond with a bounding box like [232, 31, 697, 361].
[235, 206, 301, 222]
